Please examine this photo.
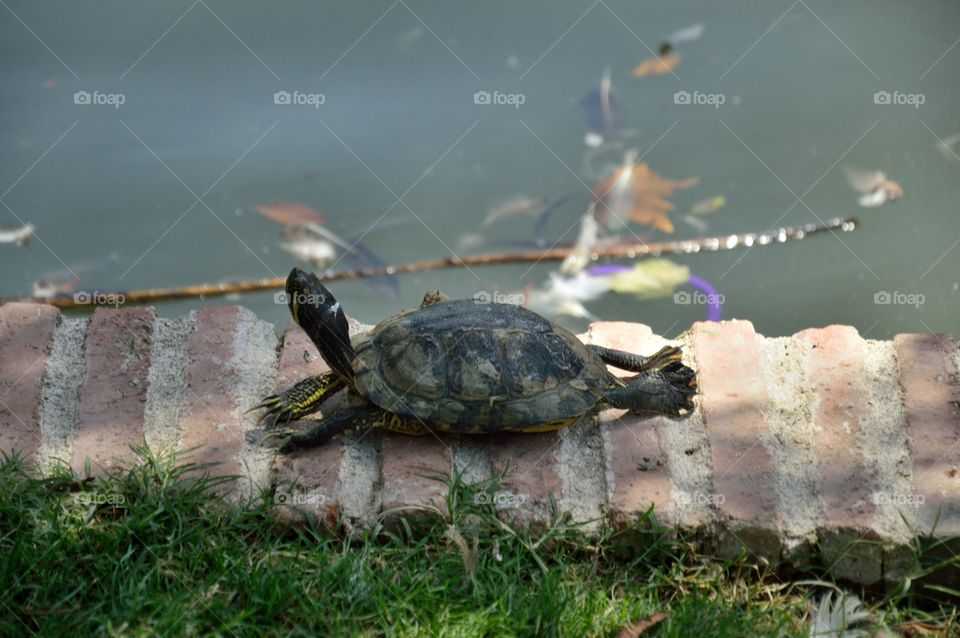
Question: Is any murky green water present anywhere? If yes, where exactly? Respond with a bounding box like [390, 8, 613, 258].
[2, 0, 958, 339]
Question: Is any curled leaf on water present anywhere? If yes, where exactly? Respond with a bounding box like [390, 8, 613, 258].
[632, 48, 681, 77]
[608, 259, 690, 299]
[665, 22, 705, 46]
[254, 201, 327, 226]
[843, 167, 903, 208]
[592, 153, 700, 233]
[690, 195, 726, 215]
[0, 223, 34, 246]
[481, 195, 550, 228]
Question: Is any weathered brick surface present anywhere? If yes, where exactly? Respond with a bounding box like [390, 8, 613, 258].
[380, 431, 453, 518]
[72, 307, 155, 474]
[589, 322, 675, 527]
[798, 326, 881, 584]
[178, 307, 248, 478]
[693, 320, 780, 561]
[0, 303, 59, 458]
[3, 299, 960, 586]
[894, 333, 960, 536]
[273, 321, 345, 525]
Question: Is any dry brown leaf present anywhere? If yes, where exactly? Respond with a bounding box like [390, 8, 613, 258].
[617, 611, 669, 638]
[254, 201, 326, 226]
[632, 52, 681, 77]
[592, 162, 699, 233]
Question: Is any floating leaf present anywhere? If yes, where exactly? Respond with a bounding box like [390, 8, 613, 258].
[609, 259, 690, 299]
[632, 51, 681, 77]
[592, 154, 699, 233]
[254, 201, 326, 226]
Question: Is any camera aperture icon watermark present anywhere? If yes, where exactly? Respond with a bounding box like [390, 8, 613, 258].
[874, 291, 924, 307]
[473, 290, 525, 305]
[275, 290, 327, 306]
[473, 90, 525, 108]
[674, 90, 725, 108]
[474, 490, 527, 508]
[274, 90, 325, 108]
[274, 491, 327, 507]
[676, 491, 725, 507]
[73, 90, 125, 108]
[674, 290, 724, 306]
[874, 91, 924, 108]
[872, 492, 924, 507]
[73, 291, 125, 307]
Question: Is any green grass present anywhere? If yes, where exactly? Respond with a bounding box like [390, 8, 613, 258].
[0, 447, 957, 637]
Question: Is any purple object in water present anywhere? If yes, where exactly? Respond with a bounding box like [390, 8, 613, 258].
[585, 265, 723, 322]
[586, 264, 632, 276]
[687, 274, 723, 322]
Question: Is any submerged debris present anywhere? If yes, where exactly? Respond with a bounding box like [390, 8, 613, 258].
[843, 167, 903, 208]
[0, 223, 35, 246]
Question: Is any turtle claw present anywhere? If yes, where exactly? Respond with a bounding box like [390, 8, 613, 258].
[245, 427, 293, 449]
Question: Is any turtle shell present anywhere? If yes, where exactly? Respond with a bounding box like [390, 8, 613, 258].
[351, 300, 612, 432]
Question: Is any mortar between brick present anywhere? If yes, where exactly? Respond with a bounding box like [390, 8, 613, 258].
[668, 330, 716, 533]
[757, 335, 821, 560]
[37, 317, 87, 472]
[231, 308, 280, 503]
[142, 314, 195, 454]
[861, 338, 918, 584]
[558, 415, 607, 531]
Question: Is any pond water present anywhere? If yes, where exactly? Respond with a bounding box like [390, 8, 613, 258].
[2, 0, 958, 339]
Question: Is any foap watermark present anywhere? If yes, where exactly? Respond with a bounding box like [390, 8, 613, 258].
[473, 290, 525, 305]
[274, 491, 327, 507]
[676, 491, 725, 507]
[473, 90, 525, 108]
[674, 90, 725, 108]
[77, 492, 126, 506]
[874, 291, 924, 307]
[674, 290, 724, 306]
[275, 290, 327, 306]
[872, 492, 925, 507]
[273, 90, 325, 108]
[874, 90, 924, 108]
[474, 490, 528, 508]
[73, 291, 125, 307]
[73, 90, 125, 108]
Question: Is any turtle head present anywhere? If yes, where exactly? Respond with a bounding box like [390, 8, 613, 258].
[285, 268, 356, 382]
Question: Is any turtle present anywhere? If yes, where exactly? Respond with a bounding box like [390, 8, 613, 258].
[250, 268, 697, 451]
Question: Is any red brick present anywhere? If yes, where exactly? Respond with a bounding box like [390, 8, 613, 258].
[0, 303, 60, 458]
[179, 307, 247, 477]
[589, 322, 674, 526]
[799, 326, 879, 536]
[273, 321, 344, 525]
[692, 320, 779, 556]
[380, 430, 453, 518]
[894, 333, 960, 536]
[72, 307, 155, 474]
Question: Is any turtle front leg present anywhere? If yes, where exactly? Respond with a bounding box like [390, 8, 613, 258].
[602, 366, 698, 416]
[250, 371, 346, 428]
[275, 403, 382, 451]
[588, 344, 684, 374]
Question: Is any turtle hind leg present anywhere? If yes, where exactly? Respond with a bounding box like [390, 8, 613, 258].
[250, 372, 346, 427]
[266, 403, 382, 451]
[603, 366, 698, 417]
[589, 344, 684, 374]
